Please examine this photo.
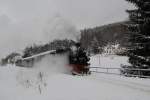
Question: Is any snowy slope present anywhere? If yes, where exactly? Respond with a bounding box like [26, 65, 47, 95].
[90, 54, 131, 74]
[90, 54, 130, 68]
[0, 55, 150, 100]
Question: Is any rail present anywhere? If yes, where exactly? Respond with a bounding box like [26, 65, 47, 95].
[90, 67, 150, 78]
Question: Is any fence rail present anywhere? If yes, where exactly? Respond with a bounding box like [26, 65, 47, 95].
[90, 67, 150, 78]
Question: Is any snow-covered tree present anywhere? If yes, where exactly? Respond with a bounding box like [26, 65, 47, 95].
[91, 37, 99, 54]
[126, 0, 150, 76]
[1, 52, 21, 65]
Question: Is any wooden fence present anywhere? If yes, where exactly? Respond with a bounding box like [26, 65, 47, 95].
[90, 67, 150, 78]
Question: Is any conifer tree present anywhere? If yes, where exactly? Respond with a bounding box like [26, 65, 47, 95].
[91, 37, 99, 54]
[126, 0, 150, 76]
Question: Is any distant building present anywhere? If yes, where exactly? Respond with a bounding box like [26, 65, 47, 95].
[103, 43, 127, 55]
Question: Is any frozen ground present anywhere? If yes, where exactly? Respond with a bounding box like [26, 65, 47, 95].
[90, 54, 131, 74]
[90, 54, 130, 68]
[0, 54, 150, 100]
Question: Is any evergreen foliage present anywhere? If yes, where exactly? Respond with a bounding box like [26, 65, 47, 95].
[91, 37, 100, 54]
[126, 0, 150, 76]
[0, 52, 21, 65]
[80, 21, 129, 54]
[22, 39, 75, 58]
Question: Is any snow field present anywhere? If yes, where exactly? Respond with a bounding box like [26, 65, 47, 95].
[90, 54, 130, 74]
[0, 54, 150, 100]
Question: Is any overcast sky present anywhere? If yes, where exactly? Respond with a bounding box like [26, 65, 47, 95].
[0, 0, 132, 58]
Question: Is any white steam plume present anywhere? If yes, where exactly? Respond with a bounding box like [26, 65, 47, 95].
[0, 14, 80, 58]
[33, 54, 72, 75]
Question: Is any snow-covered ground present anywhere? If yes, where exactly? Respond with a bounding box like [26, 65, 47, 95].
[0, 54, 150, 100]
[90, 54, 131, 74]
[90, 54, 130, 68]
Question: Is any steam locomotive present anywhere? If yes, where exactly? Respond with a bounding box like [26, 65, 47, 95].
[15, 43, 90, 75]
[68, 43, 90, 75]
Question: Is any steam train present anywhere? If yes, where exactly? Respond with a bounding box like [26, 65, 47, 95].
[68, 45, 90, 75]
[15, 46, 90, 75]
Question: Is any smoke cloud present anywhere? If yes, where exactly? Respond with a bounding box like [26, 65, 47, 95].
[33, 54, 72, 75]
[16, 54, 72, 91]
[0, 13, 79, 58]
[0, 0, 133, 58]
